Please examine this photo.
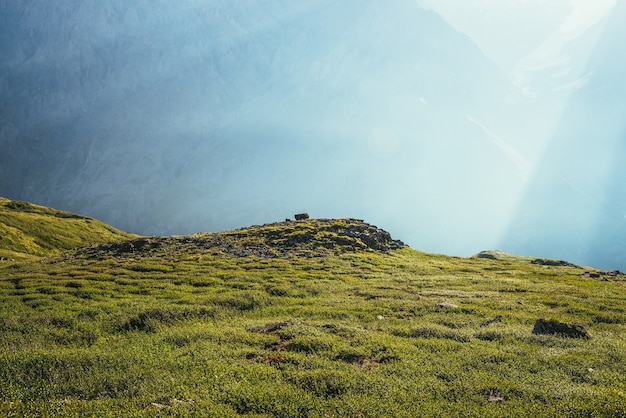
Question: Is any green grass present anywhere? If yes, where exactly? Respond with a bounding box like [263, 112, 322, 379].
[0, 203, 625, 416]
[0, 197, 136, 260]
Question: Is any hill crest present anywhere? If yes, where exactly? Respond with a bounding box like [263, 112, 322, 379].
[3, 197, 623, 283]
[0, 197, 136, 260]
[57, 218, 406, 261]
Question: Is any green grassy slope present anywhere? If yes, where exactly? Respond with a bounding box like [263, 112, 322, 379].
[0, 215, 625, 417]
[0, 197, 136, 260]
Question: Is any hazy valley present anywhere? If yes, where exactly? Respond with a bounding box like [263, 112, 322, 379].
[2, 1, 626, 270]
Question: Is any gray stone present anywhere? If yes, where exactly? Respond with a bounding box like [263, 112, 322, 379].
[532, 318, 591, 339]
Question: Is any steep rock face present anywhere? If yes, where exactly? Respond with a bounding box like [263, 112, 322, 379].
[0, 0, 511, 248]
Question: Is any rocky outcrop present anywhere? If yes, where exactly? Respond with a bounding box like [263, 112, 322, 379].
[580, 269, 625, 281]
[531, 258, 579, 268]
[475, 251, 498, 260]
[53, 218, 406, 261]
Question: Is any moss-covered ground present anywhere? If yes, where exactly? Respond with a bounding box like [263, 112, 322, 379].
[0, 197, 135, 261]
[1, 233, 625, 416]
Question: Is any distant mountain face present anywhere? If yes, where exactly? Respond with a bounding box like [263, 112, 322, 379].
[0, 1, 509, 239]
[1, 1, 624, 269]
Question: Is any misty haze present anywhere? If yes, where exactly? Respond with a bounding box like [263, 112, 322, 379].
[1, 0, 625, 270]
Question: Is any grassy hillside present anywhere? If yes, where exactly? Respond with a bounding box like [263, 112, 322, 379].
[0, 216, 625, 416]
[0, 197, 136, 260]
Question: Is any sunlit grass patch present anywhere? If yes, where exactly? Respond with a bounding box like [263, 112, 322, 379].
[1, 233, 625, 416]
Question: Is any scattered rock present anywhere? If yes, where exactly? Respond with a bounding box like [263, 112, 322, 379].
[360, 358, 379, 369]
[581, 269, 625, 281]
[476, 251, 498, 260]
[486, 389, 504, 402]
[473, 250, 519, 261]
[532, 318, 591, 339]
[261, 321, 297, 334]
[436, 302, 458, 309]
[531, 258, 579, 268]
[52, 218, 406, 261]
[480, 315, 503, 327]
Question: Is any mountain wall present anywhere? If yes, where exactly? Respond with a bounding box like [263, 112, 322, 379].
[1, 1, 510, 242]
[2, 0, 624, 269]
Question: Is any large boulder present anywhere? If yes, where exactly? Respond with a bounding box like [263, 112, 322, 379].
[532, 318, 591, 339]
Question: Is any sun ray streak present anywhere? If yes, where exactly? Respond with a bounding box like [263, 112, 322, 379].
[466, 115, 532, 175]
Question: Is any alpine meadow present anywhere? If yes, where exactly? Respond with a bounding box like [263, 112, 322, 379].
[1, 198, 625, 417]
[3, 2, 626, 416]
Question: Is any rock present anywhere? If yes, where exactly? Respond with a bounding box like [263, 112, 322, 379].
[476, 251, 497, 260]
[486, 389, 504, 402]
[53, 218, 406, 262]
[531, 258, 579, 268]
[436, 302, 458, 309]
[473, 250, 516, 261]
[294, 213, 310, 221]
[480, 315, 503, 327]
[532, 318, 591, 339]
